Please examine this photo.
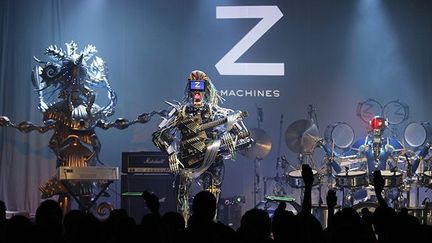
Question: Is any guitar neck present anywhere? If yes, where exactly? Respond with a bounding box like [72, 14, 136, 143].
[199, 118, 227, 131]
[198, 111, 247, 132]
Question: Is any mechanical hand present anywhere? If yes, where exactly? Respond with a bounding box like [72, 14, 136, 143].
[168, 153, 184, 174]
[225, 111, 248, 131]
[222, 132, 236, 156]
[0, 116, 11, 126]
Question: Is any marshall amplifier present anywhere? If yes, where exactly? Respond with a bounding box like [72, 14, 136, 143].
[122, 151, 171, 174]
[121, 151, 176, 223]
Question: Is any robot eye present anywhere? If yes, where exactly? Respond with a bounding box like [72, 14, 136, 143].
[369, 117, 386, 130]
[189, 81, 205, 91]
[41, 64, 60, 79]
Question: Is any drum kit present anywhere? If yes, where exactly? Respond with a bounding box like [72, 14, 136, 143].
[241, 101, 432, 225]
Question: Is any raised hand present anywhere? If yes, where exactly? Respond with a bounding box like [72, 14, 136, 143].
[373, 170, 385, 195]
[373, 170, 388, 207]
[141, 190, 160, 215]
[326, 189, 337, 209]
[326, 189, 337, 228]
[301, 164, 314, 188]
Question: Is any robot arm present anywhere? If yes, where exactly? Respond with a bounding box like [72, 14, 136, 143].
[96, 111, 157, 130]
[216, 110, 252, 159]
[320, 142, 342, 174]
[80, 85, 95, 115]
[152, 109, 184, 173]
[0, 116, 55, 133]
[411, 143, 431, 174]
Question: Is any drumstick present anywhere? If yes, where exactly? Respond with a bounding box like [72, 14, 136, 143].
[331, 140, 335, 162]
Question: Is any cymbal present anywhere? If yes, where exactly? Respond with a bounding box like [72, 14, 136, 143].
[240, 128, 272, 159]
[285, 119, 320, 153]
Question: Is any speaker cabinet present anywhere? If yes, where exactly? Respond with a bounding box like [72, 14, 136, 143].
[217, 203, 243, 230]
[121, 174, 176, 223]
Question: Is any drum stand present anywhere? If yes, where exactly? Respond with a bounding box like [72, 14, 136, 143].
[341, 187, 356, 208]
[253, 156, 262, 206]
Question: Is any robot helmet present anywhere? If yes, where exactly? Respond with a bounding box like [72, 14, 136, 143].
[185, 70, 222, 107]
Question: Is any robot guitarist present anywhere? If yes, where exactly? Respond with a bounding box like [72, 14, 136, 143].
[152, 70, 252, 221]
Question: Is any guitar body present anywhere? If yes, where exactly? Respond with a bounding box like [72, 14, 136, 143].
[177, 109, 250, 170]
[179, 111, 210, 169]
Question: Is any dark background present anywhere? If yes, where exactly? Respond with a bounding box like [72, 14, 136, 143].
[0, 0, 431, 214]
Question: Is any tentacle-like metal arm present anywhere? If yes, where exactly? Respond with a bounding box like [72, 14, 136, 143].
[0, 116, 55, 133]
[81, 86, 95, 115]
[96, 110, 167, 130]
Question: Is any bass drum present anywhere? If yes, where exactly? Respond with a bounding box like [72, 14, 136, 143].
[324, 122, 355, 150]
[356, 99, 383, 124]
[404, 122, 432, 148]
[255, 197, 300, 218]
[383, 100, 409, 125]
[406, 207, 432, 225]
[353, 201, 379, 216]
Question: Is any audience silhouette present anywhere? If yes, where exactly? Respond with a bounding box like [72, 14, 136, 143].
[34, 199, 63, 243]
[1, 169, 432, 243]
[0, 200, 6, 243]
[175, 190, 236, 243]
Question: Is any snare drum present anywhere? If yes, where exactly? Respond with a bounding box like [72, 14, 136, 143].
[288, 169, 319, 188]
[335, 171, 368, 188]
[421, 171, 432, 188]
[380, 170, 403, 188]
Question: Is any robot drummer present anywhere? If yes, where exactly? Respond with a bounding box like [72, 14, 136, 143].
[152, 70, 252, 221]
[340, 116, 406, 207]
[352, 116, 404, 175]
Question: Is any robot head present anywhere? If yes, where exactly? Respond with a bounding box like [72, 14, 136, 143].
[34, 41, 100, 90]
[185, 70, 220, 108]
[369, 116, 388, 135]
[32, 41, 116, 118]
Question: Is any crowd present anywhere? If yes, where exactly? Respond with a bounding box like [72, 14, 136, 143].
[1, 165, 432, 243]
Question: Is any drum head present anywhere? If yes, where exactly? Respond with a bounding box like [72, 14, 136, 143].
[357, 99, 383, 124]
[288, 170, 302, 177]
[336, 170, 366, 177]
[353, 202, 379, 215]
[324, 122, 355, 149]
[350, 137, 367, 151]
[383, 100, 409, 125]
[404, 122, 431, 148]
[288, 169, 317, 177]
[380, 170, 402, 176]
